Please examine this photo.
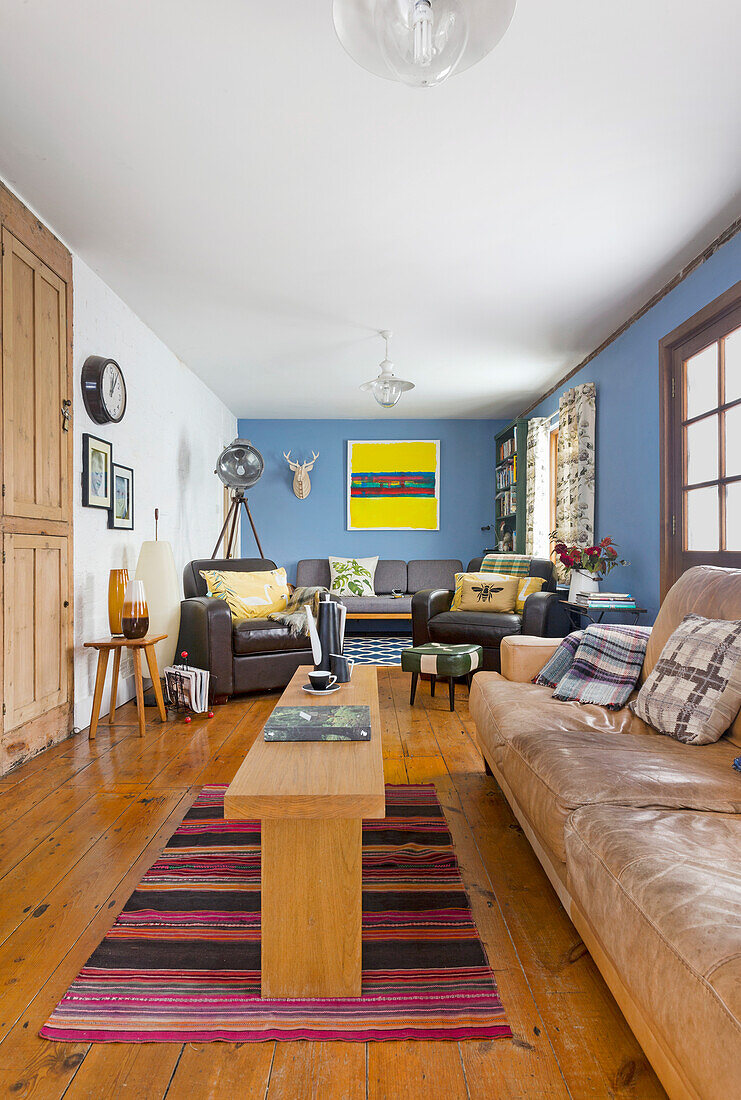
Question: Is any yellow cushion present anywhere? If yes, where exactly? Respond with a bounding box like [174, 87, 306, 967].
[515, 576, 545, 614]
[199, 568, 290, 620]
[451, 572, 499, 610]
[451, 572, 546, 614]
[457, 574, 519, 613]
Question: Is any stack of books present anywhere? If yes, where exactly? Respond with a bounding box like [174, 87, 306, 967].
[574, 592, 637, 610]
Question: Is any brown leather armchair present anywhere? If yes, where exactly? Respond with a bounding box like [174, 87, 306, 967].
[177, 557, 319, 699]
[412, 556, 559, 672]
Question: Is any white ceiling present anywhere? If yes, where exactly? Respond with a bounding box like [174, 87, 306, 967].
[1, 0, 740, 419]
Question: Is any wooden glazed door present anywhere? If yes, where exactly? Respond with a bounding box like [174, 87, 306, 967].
[0, 186, 73, 773]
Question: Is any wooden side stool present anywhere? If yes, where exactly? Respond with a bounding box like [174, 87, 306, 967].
[401, 643, 484, 712]
[84, 634, 168, 739]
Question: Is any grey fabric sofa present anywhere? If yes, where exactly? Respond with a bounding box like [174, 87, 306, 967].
[295, 559, 463, 619]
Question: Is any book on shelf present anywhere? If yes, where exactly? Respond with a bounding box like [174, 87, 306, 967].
[498, 436, 516, 463]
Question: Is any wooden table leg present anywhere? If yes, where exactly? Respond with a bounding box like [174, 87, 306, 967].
[132, 648, 146, 737]
[108, 648, 121, 724]
[261, 818, 362, 999]
[144, 644, 168, 723]
[88, 649, 109, 740]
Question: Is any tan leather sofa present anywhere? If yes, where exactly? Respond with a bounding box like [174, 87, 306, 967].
[469, 566, 741, 1100]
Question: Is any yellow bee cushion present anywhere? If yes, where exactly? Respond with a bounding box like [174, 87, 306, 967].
[199, 568, 290, 620]
[456, 574, 520, 613]
[451, 572, 545, 614]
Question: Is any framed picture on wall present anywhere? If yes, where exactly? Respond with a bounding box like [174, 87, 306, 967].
[347, 440, 440, 531]
[108, 463, 134, 530]
[82, 433, 113, 509]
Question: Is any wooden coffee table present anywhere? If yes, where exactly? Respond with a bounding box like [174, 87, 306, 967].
[225, 664, 384, 999]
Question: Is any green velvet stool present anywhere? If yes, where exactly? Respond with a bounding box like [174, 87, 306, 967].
[401, 643, 484, 712]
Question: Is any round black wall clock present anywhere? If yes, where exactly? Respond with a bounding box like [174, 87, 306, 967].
[81, 356, 127, 424]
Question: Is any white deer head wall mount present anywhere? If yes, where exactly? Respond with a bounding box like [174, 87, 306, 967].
[284, 450, 319, 500]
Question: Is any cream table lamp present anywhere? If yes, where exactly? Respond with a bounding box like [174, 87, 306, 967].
[135, 516, 180, 673]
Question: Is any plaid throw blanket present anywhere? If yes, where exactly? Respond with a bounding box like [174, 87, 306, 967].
[551, 625, 652, 709]
[534, 631, 585, 688]
[268, 585, 328, 636]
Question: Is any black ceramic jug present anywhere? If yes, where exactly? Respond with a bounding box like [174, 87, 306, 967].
[305, 594, 347, 672]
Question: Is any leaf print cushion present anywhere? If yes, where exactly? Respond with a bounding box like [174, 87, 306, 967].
[328, 556, 378, 598]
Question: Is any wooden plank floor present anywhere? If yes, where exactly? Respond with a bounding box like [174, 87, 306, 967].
[0, 668, 667, 1100]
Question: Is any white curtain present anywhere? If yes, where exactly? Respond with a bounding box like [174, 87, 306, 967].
[555, 383, 596, 556]
[526, 417, 551, 559]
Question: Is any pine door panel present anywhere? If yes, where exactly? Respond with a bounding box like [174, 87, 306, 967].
[4, 534, 68, 732]
[2, 229, 68, 522]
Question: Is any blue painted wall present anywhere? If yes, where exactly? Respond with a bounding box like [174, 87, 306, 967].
[530, 232, 741, 623]
[237, 419, 506, 581]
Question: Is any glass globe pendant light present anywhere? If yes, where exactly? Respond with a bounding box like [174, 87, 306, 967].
[333, 0, 517, 88]
[360, 331, 415, 409]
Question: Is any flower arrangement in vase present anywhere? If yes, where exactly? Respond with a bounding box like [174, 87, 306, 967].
[550, 534, 629, 603]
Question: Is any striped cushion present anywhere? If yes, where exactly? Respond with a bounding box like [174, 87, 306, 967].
[401, 643, 483, 677]
[481, 554, 531, 578]
[515, 576, 545, 614]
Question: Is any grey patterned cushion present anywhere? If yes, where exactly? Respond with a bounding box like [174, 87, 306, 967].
[631, 613, 741, 745]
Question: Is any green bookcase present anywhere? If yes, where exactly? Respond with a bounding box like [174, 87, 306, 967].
[494, 418, 528, 555]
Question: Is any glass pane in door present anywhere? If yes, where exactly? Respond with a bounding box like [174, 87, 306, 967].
[685, 486, 719, 551]
[726, 482, 741, 551]
[725, 327, 741, 405]
[685, 344, 718, 420]
[685, 414, 718, 486]
[725, 404, 741, 478]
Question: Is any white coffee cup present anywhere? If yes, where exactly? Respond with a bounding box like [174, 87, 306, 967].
[308, 670, 338, 691]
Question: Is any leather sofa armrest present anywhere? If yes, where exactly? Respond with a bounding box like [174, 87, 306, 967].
[521, 590, 561, 636]
[412, 588, 453, 646]
[176, 596, 234, 696]
[501, 636, 563, 682]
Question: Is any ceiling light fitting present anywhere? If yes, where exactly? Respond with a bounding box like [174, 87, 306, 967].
[333, 0, 517, 88]
[360, 331, 415, 409]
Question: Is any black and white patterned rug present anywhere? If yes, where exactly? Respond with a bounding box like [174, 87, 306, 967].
[344, 636, 409, 666]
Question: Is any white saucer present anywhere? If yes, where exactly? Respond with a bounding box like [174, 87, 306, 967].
[302, 684, 342, 696]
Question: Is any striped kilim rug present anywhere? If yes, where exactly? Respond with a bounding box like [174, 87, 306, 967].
[41, 785, 511, 1043]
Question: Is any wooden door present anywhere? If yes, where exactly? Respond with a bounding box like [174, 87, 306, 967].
[0, 183, 73, 774]
[3, 534, 68, 732]
[2, 228, 68, 522]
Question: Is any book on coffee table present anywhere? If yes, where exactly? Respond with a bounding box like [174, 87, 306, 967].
[263, 705, 372, 742]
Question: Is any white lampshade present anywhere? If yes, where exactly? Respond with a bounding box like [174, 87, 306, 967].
[135, 541, 180, 672]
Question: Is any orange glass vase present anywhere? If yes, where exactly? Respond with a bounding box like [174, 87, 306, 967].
[108, 569, 129, 635]
[121, 579, 150, 640]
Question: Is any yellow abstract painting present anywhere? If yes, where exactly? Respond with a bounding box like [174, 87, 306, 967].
[347, 440, 440, 530]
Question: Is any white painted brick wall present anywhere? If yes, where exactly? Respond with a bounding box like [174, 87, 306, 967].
[73, 256, 237, 730]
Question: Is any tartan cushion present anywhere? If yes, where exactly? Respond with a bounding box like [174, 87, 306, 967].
[481, 554, 531, 578]
[553, 625, 652, 709]
[534, 632, 584, 688]
[631, 614, 741, 745]
[401, 643, 483, 677]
